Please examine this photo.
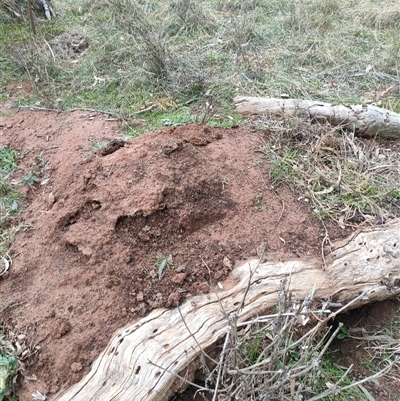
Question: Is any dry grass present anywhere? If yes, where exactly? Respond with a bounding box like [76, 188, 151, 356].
[161, 282, 399, 401]
[1, 0, 400, 128]
[256, 116, 400, 226]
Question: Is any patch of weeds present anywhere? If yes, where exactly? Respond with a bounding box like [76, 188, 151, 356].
[312, 356, 367, 401]
[0, 146, 37, 260]
[252, 193, 263, 212]
[153, 251, 173, 281]
[267, 148, 300, 185]
[336, 325, 349, 340]
[126, 107, 196, 138]
[0, 334, 18, 401]
[260, 119, 400, 226]
[205, 108, 243, 128]
[84, 141, 107, 158]
[161, 112, 196, 127]
[0, 147, 18, 173]
[0, 147, 21, 223]
[360, 357, 377, 372]
[221, 177, 228, 190]
[243, 332, 264, 364]
[19, 155, 49, 188]
[0, 92, 8, 102]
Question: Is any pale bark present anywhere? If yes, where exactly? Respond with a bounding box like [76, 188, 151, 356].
[234, 96, 400, 139]
[53, 219, 400, 401]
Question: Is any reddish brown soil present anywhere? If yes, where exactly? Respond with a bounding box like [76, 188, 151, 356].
[0, 88, 398, 401]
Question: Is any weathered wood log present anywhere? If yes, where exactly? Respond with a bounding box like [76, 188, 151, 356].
[53, 220, 400, 401]
[234, 96, 400, 139]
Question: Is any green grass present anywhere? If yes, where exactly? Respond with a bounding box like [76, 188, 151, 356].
[313, 356, 369, 401]
[0, 146, 37, 257]
[1, 0, 400, 130]
[0, 147, 21, 225]
[0, 334, 18, 401]
[0, 146, 33, 399]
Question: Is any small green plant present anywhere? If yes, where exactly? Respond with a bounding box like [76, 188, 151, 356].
[19, 155, 48, 187]
[337, 325, 349, 340]
[244, 333, 264, 363]
[84, 141, 107, 158]
[0, 335, 18, 401]
[21, 172, 40, 187]
[153, 251, 173, 281]
[252, 193, 263, 212]
[268, 149, 299, 185]
[0, 148, 18, 173]
[0, 147, 22, 223]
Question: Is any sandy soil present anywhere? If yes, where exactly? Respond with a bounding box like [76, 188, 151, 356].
[0, 84, 398, 401]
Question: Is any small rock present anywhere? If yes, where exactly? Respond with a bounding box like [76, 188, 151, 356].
[223, 256, 233, 270]
[194, 282, 209, 295]
[166, 292, 180, 307]
[136, 291, 144, 302]
[47, 193, 56, 210]
[171, 273, 186, 285]
[138, 232, 150, 242]
[131, 119, 144, 127]
[150, 293, 164, 308]
[52, 319, 71, 339]
[70, 362, 83, 373]
[49, 385, 60, 394]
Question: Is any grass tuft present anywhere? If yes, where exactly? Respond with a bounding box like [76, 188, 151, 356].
[258, 118, 400, 226]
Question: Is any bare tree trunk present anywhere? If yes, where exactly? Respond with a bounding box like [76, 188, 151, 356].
[26, 0, 36, 35]
[234, 97, 400, 139]
[52, 219, 400, 401]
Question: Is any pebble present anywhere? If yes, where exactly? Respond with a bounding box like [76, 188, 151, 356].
[70, 362, 83, 373]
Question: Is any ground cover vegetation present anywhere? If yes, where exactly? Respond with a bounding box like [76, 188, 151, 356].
[1, 0, 400, 399]
[170, 282, 399, 401]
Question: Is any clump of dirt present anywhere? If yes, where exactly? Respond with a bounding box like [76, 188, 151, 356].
[49, 33, 90, 60]
[0, 101, 349, 398]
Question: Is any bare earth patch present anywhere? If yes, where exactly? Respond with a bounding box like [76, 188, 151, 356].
[2, 99, 397, 400]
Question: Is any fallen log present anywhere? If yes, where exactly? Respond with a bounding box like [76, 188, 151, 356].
[234, 96, 400, 139]
[53, 219, 400, 401]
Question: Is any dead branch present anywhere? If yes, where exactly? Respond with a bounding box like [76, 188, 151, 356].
[234, 96, 400, 139]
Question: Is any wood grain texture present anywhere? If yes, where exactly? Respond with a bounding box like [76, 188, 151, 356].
[234, 97, 400, 139]
[53, 220, 400, 401]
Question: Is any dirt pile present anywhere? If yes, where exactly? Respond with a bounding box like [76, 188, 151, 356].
[0, 105, 344, 399]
